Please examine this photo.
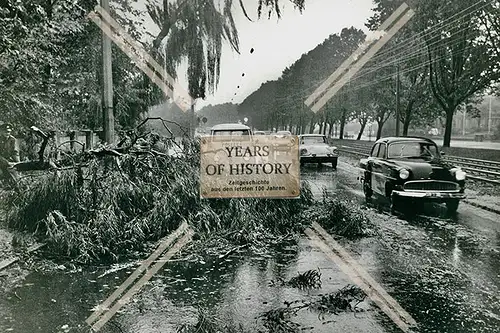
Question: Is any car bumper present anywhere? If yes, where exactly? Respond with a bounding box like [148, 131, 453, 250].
[300, 155, 338, 163]
[392, 190, 466, 200]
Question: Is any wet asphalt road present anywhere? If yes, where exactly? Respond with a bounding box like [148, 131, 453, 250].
[1, 157, 499, 332]
[302, 160, 500, 333]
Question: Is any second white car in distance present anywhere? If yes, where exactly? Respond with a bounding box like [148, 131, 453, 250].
[299, 134, 339, 169]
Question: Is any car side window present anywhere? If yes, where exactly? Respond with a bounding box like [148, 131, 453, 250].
[371, 143, 379, 157]
[377, 144, 387, 159]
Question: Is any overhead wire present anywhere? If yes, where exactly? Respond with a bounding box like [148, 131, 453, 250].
[245, 0, 495, 118]
[360, 0, 492, 65]
[268, 42, 475, 113]
[271, 1, 490, 108]
[351, 23, 477, 82]
[351, 7, 491, 82]
[270, 36, 473, 111]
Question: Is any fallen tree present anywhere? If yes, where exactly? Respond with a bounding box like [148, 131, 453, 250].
[4, 120, 314, 263]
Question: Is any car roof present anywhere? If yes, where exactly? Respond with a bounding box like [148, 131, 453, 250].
[299, 134, 326, 137]
[210, 123, 251, 131]
[276, 130, 291, 134]
[374, 136, 437, 144]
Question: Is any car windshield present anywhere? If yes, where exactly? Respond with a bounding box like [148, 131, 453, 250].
[388, 141, 439, 159]
[301, 136, 326, 144]
[212, 130, 250, 136]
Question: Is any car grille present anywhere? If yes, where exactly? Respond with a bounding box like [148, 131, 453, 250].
[403, 181, 459, 192]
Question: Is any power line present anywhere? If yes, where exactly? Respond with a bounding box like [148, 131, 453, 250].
[351, 24, 476, 82]
[267, 2, 490, 109]
[268, 42, 475, 113]
[363, 0, 492, 65]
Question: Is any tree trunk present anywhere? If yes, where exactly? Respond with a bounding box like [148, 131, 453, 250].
[402, 100, 414, 137]
[308, 116, 315, 134]
[357, 118, 368, 140]
[339, 109, 347, 140]
[328, 121, 334, 137]
[376, 121, 383, 140]
[402, 115, 411, 136]
[443, 108, 455, 147]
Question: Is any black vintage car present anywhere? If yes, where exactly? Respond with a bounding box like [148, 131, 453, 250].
[359, 137, 467, 213]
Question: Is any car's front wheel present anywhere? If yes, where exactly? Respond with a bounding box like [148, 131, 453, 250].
[363, 184, 373, 202]
[446, 199, 460, 214]
[363, 176, 373, 201]
[390, 193, 401, 214]
[332, 158, 338, 170]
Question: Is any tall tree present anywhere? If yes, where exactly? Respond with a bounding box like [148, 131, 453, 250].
[148, 0, 306, 100]
[421, 0, 500, 146]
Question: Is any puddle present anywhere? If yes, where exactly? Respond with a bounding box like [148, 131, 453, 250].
[0, 238, 390, 333]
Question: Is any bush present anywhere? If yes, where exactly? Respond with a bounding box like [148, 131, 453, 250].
[5, 140, 314, 263]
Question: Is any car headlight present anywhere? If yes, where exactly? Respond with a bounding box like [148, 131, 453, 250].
[300, 148, 308, 156]
[455, 169, 466, 181]
[399, 169, 410, 180]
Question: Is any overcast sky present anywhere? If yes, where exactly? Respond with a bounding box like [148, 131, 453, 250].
[122, 0, 375, 111]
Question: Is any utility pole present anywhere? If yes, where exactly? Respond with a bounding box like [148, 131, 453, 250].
[190, 103, 196, 137]
[488, 95, 492, 136]
[395, 63, 400, 137]
[462, 103, 466, 137]
[102, 0, 114, 144]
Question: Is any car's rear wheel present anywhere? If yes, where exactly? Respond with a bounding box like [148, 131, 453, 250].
[446, 199, 460, 214]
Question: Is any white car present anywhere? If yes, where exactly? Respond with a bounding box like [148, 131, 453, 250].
[210, 123, 253, 141]
[275, 130, 292, 138]
[299, 134, 339, 169]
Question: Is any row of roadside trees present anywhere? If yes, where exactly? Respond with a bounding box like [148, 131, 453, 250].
[238, 0, 500, 147]
[0, 0, 305, 138]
